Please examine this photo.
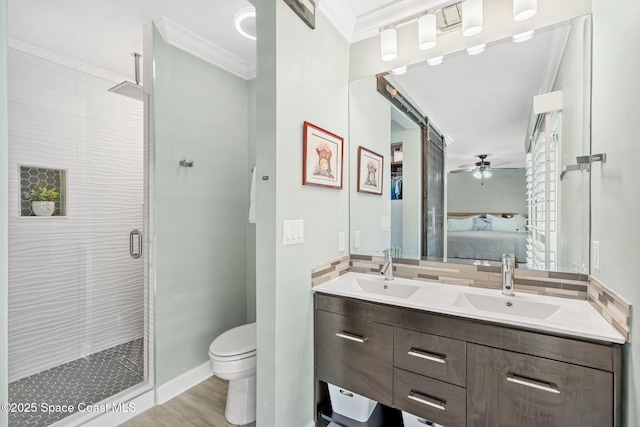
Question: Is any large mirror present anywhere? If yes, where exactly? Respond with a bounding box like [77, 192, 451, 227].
[349, 15, 592, 273]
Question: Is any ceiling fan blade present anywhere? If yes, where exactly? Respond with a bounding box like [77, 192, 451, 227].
[450, 168, 474, 173]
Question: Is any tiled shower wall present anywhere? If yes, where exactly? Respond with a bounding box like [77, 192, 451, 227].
[7, 48, 144, 382]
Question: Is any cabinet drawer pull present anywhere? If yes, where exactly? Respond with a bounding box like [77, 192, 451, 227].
[335, 331, 368, 343]
[506, 374, 560, 394]
[338, 389, 354, 397]
[408, 348, 446, 364]
[407, 390, 446, 411]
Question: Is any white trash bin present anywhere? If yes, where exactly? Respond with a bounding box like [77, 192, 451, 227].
[328, 384, 378, 422]
[402, 410, 445, 426]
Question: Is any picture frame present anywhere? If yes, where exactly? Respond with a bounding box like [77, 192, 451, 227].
[357, 146, 384, 195]
[302, 121, 344, 190]
[283, 0, 316, 29]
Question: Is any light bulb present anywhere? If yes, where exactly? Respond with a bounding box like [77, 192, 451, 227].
[427, 56, 444, 66]
[467, 44, 486, 55]
[380, 27, 397, 62]
[513, 30, 534, 43]
[462, 0, 483, 37]
[513, 0, 537, 21]
[418, 14, 437, 50]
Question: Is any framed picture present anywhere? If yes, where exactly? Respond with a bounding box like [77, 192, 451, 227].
[283, 0, 316, 29]
[357, 146, 384, 195]
[302, 121, 344, 190]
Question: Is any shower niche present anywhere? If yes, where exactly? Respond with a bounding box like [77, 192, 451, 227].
[19, 165, 66, 217]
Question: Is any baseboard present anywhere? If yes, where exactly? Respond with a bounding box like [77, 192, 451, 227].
[64, 389, 155, 427]
[156, 361, 213, 404]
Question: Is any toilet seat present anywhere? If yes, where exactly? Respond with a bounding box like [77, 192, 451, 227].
[209, 322, 256, 359]
[209, 349, 256, 362]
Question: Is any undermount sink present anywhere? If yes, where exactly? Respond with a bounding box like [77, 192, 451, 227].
[453, 292, 561, 320]
[356, 279, 419, 299]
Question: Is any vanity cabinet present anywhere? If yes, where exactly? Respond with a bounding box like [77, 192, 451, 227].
[315, 309, 393, 407]
[394, 327, 466, 387]
[314, 293, 621, 427]
[466, 343, 614, 427]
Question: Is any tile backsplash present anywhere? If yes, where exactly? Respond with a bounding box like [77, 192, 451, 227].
[348, 255, 589, 299]
[311, 255, 350, 286]
[588, 276, 631, 341]
[311, 255, 631, 342]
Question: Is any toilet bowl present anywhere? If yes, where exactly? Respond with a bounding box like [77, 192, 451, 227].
[209, 322, 257, 425]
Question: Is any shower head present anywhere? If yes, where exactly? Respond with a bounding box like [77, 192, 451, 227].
[108, 81, 143, 100]
[108, 53, 143, 101]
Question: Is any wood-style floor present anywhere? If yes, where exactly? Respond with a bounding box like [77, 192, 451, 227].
[120, 376, 255, 427]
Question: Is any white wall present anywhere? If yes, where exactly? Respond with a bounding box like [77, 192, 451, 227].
[349, 76, 390, 255]
[447, 169, 526, 214]
[392, 127, 421, 258]
[152, 29, 249, 386]
[253, 1, 350, 425]
[247, 79, 257, 323]
[1, 0, 8, 423]
[591, 2, 640, 425]
[7, 48, 144, 382]
[553, 15, 591, 273]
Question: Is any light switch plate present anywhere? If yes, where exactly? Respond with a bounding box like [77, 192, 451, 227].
[283, 219, 304, 246]
[381, 216, 390, 231]
[354, 231, 360, 249]
[592, 240, 600, 272]
[338, 232, 345, 252]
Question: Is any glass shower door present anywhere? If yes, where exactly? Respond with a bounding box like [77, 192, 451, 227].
[7, 46, 146, 427]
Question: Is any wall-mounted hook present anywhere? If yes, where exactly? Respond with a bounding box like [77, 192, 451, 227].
[179, 160, 194, 167]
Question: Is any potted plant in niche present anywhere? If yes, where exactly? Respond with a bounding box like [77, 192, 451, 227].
[23, 182, 59, 216]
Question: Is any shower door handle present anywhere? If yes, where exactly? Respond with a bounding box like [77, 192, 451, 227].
[130, 229, 142, 259]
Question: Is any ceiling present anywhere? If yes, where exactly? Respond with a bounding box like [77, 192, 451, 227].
[7, 0, 257, 80]
[6, 0, 567, 170]
[5, 0, 452, 80]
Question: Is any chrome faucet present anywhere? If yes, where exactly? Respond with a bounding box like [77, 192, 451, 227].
[502, 254, 516, 296]
[380, 249, 394, 281]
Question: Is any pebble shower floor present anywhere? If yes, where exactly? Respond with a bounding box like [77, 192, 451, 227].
[8, 338, 144, 426]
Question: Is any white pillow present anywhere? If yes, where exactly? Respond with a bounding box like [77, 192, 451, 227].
[491, 216, 525, 232]
[448, 217, 475, 231]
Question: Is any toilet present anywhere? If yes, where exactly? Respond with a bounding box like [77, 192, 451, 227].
[209, 322, 257, 425]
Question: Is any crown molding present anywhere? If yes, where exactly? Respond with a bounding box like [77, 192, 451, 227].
[317, 0, 357, 42]
[154, 17, 256, 80]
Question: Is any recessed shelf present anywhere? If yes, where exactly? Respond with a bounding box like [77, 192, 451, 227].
[19, 165, 67, 217]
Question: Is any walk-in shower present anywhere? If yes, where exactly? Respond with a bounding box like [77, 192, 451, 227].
[6, 43, 148, 426]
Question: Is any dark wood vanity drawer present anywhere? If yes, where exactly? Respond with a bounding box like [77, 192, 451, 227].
[315, 309, 394, 407]
[394, 367, 466, 427]
[394, 327, 466, 387]
[467, 343, 614, 427]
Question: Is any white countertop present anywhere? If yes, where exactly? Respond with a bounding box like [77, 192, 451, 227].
[313, 272, 626, 344]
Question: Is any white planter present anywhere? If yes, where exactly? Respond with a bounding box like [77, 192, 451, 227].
[32, 201, 55, 216]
